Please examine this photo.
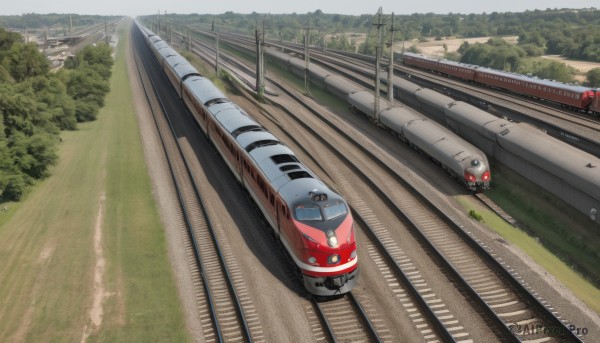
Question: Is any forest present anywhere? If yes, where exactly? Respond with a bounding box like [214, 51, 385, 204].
[143, 7, 600, 85]
[0, 28, 113, 201]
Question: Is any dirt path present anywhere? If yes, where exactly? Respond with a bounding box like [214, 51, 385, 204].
[80, 193, 108, 343]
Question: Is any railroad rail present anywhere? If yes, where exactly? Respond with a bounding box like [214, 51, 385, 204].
[131, 27, 255, 343]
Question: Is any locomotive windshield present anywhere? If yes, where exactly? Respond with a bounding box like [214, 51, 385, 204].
[323, 202, 347, 220]
[295, 206, 322, 221]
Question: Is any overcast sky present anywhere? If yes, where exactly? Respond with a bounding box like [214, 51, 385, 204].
[4, 1, 598, 17]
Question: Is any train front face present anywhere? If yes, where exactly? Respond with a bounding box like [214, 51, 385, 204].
[291, 191, 358, 296]
[463, 158, 491, 192]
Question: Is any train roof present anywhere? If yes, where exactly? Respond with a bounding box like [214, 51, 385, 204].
[237, 131, 275, 149]
[163, 53, 199, 79]
[444, 102, 500, 134]
[497, 124, 600, 198]
[414, 88, 454, 111]
[438, 59, 480, 70]
[184, 76, 229, 105]
[392, 76, 422, 94]
[160, 48, 179, 59]
[215, 108, 257, 134]
[324, 74, 362, 95]
[148, 36, 161, 44]
[477, 67, 591, 93]
[152, 41, 169, 50]
[405, 119, 486, 161]
[379, 106, 424, 131]
[402, 51, 439, 61]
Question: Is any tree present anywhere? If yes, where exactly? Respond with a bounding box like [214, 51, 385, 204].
[587, 68, 600, 87]
[2, 42, 49, 82]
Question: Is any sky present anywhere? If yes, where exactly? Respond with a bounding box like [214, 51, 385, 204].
[3, 1, 598, 18]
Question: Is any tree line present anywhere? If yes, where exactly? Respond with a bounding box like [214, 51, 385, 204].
[0, 27, 113, 201]
[140, 8, 600, 86]
[141, 7, 600, 62]
[0, 14, 118, 30]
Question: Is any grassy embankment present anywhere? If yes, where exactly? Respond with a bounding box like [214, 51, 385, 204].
[0, 21, 190, 342]
[458, 163, 600, 314]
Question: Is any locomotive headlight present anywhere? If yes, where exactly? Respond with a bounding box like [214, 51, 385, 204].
[308, 257, 316, 264]
[326, 230, 338, 247]
[328, 254, 340, 264]
[350, 250, 357, 259]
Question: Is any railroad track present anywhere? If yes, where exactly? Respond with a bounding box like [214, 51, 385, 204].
[131, 27, 259, 343]
[262, 76, 585, 342]
[184, 34, 586, 341]
[311, 293, 383, 342]
[140, 23, 587, 342]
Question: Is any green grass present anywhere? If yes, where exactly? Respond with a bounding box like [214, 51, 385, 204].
[0, 20, 189, 342]
[487, 163, 600, 287]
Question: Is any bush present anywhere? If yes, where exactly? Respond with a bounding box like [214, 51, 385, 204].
[469, 210, 484, 222]
[1, 174, 29, 201]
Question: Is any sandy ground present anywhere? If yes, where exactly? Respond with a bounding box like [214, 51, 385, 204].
[80, 193, 108, 343]
[406, 36, 519, 57]
[409, 36, 600, 81]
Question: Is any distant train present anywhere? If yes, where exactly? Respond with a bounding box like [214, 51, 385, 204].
[266, 46, 600, 224]
[388, 70, 600, 225]
[135, 22, 358, 296]
[401, 51, 600, 114]
[267, 49, 491, 192]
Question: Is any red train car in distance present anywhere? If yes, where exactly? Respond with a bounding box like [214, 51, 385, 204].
[591, 91, 600, 114]
[475, 67, 594, 109]
[402, 52, 439, 71]
[436, 59, 478, 81]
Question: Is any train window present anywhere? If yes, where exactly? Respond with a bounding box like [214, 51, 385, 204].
[591, 208, 597, 221]
[271, 154, 298, 164]
[295, 206, 322, 221]
[231, 125, 263, 138]
[204, 98, 230, 107]
[323, 202, 348, 220]
[279, 164, 300, 172]
[246, 139, 279, 153]
[269, 193, 275, 206]
[288, 171, 312, 180]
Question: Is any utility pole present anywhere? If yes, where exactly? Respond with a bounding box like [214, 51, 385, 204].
[105, 19, 108, 45]
[165, 11, 170, 44]
[387, 12, 397, 103]
[69, 14, 72, 35]
[255, 22, 265, 97]
[215, 30, 220, 75]
[373, 7, 385, 122]
[187, 26, 191, 52]
[157, 10, 161, 36]
[303, 19, 311, 95]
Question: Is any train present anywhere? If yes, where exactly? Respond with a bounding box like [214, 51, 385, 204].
[388, 70, 600, 225]
[265, 46, 600, 224]
[267, 49, 492, 192]
[401, 51, 600, 114]
[135, 22, 359, 296]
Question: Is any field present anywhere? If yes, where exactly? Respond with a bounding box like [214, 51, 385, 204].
[0, 21, 189, 342]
